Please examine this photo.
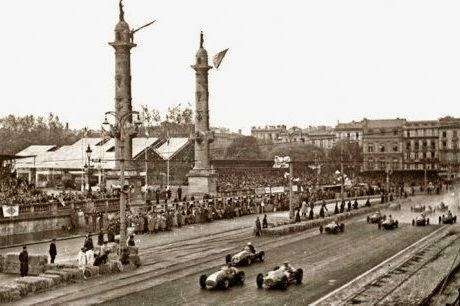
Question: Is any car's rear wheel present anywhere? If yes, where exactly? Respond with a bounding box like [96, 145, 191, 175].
[199, 274, 207, 289]
[256, 273, 264, 289]
[295, 268, 303, 285]
[259, 251, 265, 262]
[237, 271, 245, 284]
[225, 254, 232, 264]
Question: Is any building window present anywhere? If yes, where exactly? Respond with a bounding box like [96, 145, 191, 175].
[368, 145, 374, 153]
[380, 145, 385, 153]
[443, 141, 447, 148]
[443, 131, 447, 138]
[356, 132, 359, 139]
[431, 140, 436, 149]
[422, 140, 427, 148]
[454, 130, 458, 138]
[406, 142, 411, 150]
[393, 145, 398, 152]
[415, 142, 419, 150]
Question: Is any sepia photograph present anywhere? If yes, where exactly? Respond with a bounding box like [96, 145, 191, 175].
[0, 0, 459, 305]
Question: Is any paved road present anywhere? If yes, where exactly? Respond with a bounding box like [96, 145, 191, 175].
[6, 194, 455, 305]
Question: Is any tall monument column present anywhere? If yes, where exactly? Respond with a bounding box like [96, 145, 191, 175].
[187, 32, 217, 196]
[109, 1, 136, 170]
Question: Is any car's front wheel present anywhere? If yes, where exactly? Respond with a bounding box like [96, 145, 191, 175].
[199, 274, 207, 289]
[256, 273, 264, 289]
[225, 254, 232, 264]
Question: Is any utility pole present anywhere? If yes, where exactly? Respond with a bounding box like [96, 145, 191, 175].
[340, 145, 344, 202]
[289, 161, 294, 219]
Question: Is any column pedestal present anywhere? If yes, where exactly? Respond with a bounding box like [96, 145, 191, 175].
[187, 168, 217, 197]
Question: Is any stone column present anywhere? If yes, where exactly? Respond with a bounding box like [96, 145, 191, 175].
[187, 32, 217, 196]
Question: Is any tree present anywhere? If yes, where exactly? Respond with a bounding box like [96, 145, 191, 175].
[224, 136, 262, 160]
[265, 143, 326, 161]
[0, 114, 81, 155]
[329, 140, 363, 177]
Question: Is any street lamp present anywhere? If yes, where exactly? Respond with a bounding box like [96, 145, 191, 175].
[102, 110, 141, 248]
[85, 145, 93, 193]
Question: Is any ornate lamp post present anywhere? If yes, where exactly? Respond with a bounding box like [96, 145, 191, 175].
[103, 110, 141, 247]
[84, 145, 93, 193]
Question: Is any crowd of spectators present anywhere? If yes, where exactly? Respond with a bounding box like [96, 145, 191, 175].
[0, 173, 118, 207]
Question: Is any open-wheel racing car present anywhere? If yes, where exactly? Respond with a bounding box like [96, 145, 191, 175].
[412, 214, 430, 226]
[225, 244, 265, 266]
[436, 202, 449, 212]
[411, 204, 426, 213]
[199, 266, 245, 290]
[367, 212, 386, 224]
[381, 218, 398, 230]
[256, 263, 303, 290]
[323, 221, 345, 234]
[441, 212, 457, 224]
[388, 202, 401, 211]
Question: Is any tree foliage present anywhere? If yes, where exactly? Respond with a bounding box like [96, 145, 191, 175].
[224, 136, 262, 160]
[0, 113, 81, 154]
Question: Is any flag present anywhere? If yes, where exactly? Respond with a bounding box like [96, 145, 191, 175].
[213, 48, 229, 69]
[2, 205, 19, 217]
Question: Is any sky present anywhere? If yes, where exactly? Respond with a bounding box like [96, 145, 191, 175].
[0, 0, 459, 135]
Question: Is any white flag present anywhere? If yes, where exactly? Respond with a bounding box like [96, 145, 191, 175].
[2, 205, 19, 217]
[213, 48, 229, 69]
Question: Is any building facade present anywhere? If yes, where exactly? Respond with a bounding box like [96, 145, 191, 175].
[251, 125, 287, 142]
[362, 118, 406, 172]
[402, 120, 439, 171]
[335, 121, 363, 146]
[438, 116, 460, 181]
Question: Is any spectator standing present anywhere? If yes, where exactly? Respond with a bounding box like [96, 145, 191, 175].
[77, 247, 87, 270]
[19, 245, 28, 277]
[255, 217, 262, 236]
[262, 214, 268, 228]
[49, 239, 57, 264]
[84, 233, 94, 251]
[177, 187, 182, 201]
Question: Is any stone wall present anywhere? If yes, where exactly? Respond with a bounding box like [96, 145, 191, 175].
[0, 216, 70, 237]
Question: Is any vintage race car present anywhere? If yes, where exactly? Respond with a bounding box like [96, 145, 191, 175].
[367, 212, 386, 224]
[441, 214, 457, 224]
[411, 204, 426, 213]
[388, 202, 401, 211]
[413, 214, 429, 226]
[381, 218, 398, 230]
[436, 202, 449, 212]
[324, 222, 345, 234]
[256, 265, 303, 290]
[199, 266, 245, 290]
[225, 248, 265, 266]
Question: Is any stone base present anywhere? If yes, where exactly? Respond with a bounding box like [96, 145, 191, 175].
[187, 169, 217, 197]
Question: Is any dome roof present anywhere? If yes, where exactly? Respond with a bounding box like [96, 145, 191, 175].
[115, 20, 130, 31]
[196, 47, 208, 59]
